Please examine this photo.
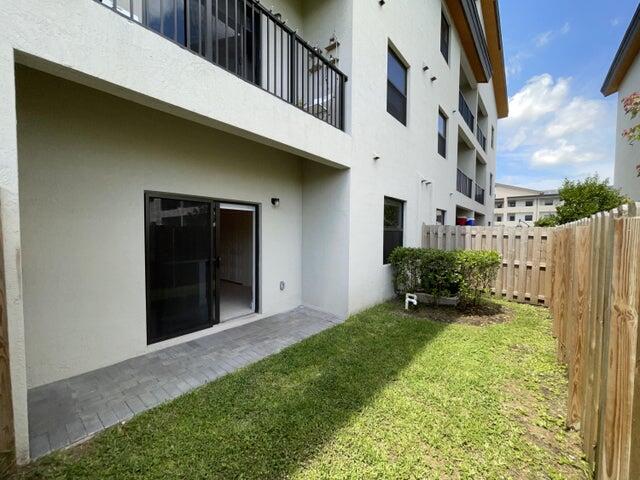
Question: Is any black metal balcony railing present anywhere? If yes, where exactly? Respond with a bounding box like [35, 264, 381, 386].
[97, 0, 347, 130]
[457, 169, 473, 198]
[475, 184, 485, 205]
[458, 92, 475, 133]
[476, 125, 487, 151]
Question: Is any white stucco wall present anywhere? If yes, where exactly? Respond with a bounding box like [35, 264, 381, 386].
[17, 67, 306, 388]
[2, 0, 505, 461]
[345, 0, 499, 312]
[614, 54, 640, 201]
[301, 162, 350, 318]
[0, 0, 350, 170]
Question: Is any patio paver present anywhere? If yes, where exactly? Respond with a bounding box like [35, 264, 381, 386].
[27, 306, 341, 459]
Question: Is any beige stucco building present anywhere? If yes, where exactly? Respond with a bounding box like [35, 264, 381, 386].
[1, 0, 508, 462]
[493, 183, 560, 226]
[602, 4, 640, 201]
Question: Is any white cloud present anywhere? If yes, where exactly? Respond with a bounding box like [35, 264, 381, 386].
[504, 74, 570, 125]
[534, 31, 553, 47]
[506, 24, 572, 79]
[533, 23, 570, 48]
[544, 97, 605, 138]
[611, 18, 621, 27]
[506, 52, 526, 77]
[498, 74, 616, 177]
[531, 140, 601, 166]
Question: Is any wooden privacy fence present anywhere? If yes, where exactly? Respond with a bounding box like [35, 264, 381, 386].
[550, 203, 640, 480]
[424, 205, 640, 479]
[422, 224, 553, 306]
[0, 198, 15, 477]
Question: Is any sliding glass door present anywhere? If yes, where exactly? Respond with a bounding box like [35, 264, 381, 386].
[145, 194, 219, 344]
[145, 193, 259, 344]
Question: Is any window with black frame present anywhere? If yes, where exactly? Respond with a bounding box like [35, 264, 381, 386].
[440, 13, 450, 62]
[387, 48, 408, 125]
[383, 197, 404, 264]
[436, 209, 446, 225]
[438, 110, 447, 157]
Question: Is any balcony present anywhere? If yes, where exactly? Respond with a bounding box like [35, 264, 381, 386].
[459, 92, 475, 133]
[476, 125, 487, 151]
[475, 184, 485, 205]
[96, 0, 347, 130]
[457, 169, 473, 198]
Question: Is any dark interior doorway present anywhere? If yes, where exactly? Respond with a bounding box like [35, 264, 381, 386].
[219, 205, 256, 321]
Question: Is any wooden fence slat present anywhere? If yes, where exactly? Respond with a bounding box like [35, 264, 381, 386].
[567, 225, 591, 428]
[530, 229, 542, 304]
[0, 197, 15, 476]
[517, 230, 528, 302]
[597, 217, 640, 480]
[494, 226, 504, 297]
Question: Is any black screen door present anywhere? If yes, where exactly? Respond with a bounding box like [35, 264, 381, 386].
[146, 194, 219, 344]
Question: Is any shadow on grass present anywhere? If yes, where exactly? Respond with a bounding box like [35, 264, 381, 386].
[18, 305, 447, 480]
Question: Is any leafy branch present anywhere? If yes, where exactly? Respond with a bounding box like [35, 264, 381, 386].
[621, 92, 640, 176]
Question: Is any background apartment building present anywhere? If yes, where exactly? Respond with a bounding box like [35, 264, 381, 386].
[602, 3, 640, 201]
[1, 0, 507, 461]
[494, 183, 560, 226]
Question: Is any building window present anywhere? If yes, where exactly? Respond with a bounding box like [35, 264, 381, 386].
[383, 197, 404, 264]
[508, 200, 516, 207]
[525, 200, 533, 207]
[489, 173, 493, 196]
[545, 199, 554, 205]
[495, 200, 504, 208]
[438, 110, 447, 157]
[496, 215, 502, 222]
[491, 126, 495, 148]
[509, 214, 516, 222]
[440, 13, 450, 63]
[436, 209, 446, 225]
[525, 214, 533, 222]
[387, 48, 408, 125]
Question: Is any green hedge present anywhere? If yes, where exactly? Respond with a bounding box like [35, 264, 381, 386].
[389, 247, 501, 305]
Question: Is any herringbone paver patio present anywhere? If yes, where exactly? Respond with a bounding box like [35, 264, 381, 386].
[27, 306, 341, 459]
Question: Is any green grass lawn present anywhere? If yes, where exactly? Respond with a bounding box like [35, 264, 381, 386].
[17, 301, 590, 479]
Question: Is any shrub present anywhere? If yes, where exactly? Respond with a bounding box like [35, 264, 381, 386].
[389, 247, 460, 303]
[388, 247, 424, 294]
[534, 215, 558, 227]
[419, 250, 461, 302]
[456, 250, 501, 305]
[389, 247, 501, 306]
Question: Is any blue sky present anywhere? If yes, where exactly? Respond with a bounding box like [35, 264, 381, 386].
[497, 0, 639, 190]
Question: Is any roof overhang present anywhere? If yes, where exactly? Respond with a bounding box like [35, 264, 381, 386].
[445, 0, 492, 82]
[480, 0, 509, 118]
[602, 4, 640, 96]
